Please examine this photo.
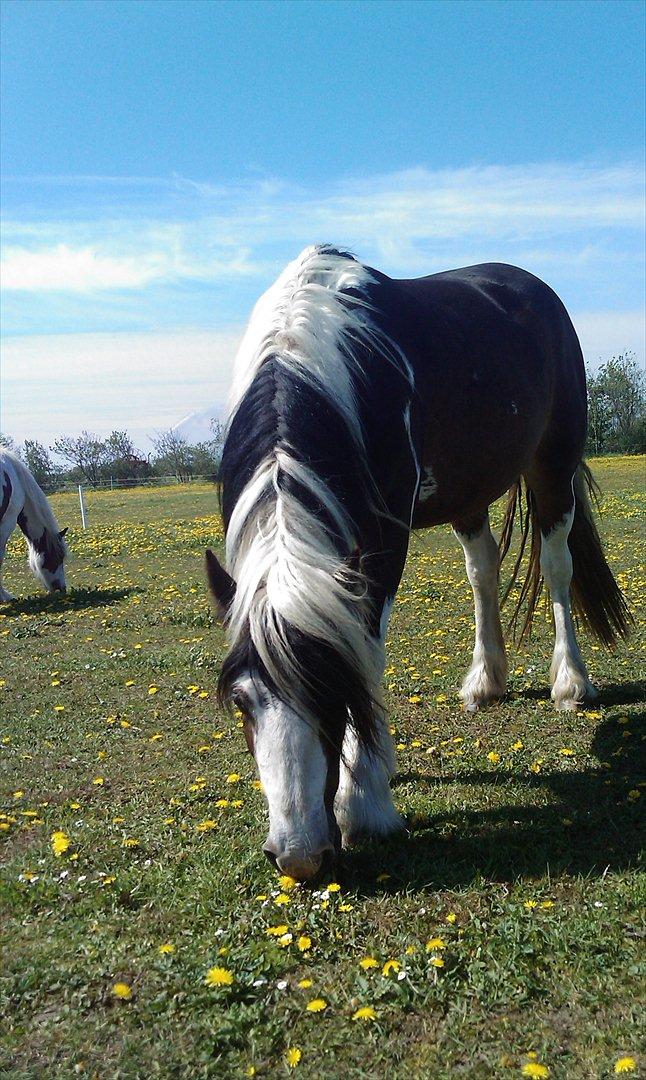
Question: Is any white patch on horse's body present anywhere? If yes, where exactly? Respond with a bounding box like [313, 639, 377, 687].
[510, 401, 518, 415]
[0, 450, 68, 597]
[418, 465, 438, 502]
[454, 518, 508, 710]
[539, 503, 597, 710]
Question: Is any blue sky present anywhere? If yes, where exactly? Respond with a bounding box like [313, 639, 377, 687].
[1, 0, 644, 448]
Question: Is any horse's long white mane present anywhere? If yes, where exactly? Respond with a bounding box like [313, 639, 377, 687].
[225, 246, 411, 708]
[0, 449, 61, 535]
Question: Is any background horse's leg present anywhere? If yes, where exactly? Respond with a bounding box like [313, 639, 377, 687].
[0, 513, 18, 602]
[335, 715, 404, 847]
[454, 513, 508, 711]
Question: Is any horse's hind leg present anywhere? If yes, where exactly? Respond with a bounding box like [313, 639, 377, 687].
[454, 512, 508, 711]
[526, 467, 596, 710]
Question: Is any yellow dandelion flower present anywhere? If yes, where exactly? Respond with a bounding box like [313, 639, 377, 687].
[445, 912, 457, 923]
[352, 1005, 377, 1021]
[51, 830, 70, 856]
[148, 686, 158, 695]
[278, 874, 298, 891]
[298, 978, 313, 989]
[425, 937, 446, 951]
[614, 1058, 637, 1074]
[54, 705, 65, 712]
[92, 777, 104, 786]
[158, 943, 175, 954]
[429, 956, 445, 968]
[266, 924, 289, 936]
[359, 957, 378, 969]
[559, 747, 574, 756]
[274, 893, 291, 905]
[195, 819, 218, 832]
[327, 882, 341, 892]
[297, 935, 312, 952]
[111, 982, 132, 1000]
[487, 751, 501, 764]
[205, 966, 234, 986]
[305, 998, 327, 1012]
[226, 773, 241, 783]
[122, 837, 139, 848]
[521, 1064, 549, 1079]
[285, 1047, 302, 1068]
[382, 959, 400, 976]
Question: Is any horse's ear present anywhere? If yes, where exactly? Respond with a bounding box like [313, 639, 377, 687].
[205, 549, 236, 621]
[59, 527, 69, 538]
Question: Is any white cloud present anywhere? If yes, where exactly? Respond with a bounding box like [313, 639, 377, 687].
[1, 329, 241, 447]
[2, 309, 642, 449]
[573, 309, 645, 368]
[1, 244, 167, 291]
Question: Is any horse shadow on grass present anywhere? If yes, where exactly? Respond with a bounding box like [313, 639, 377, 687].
[1, 586, 140, 617]
[344, 713, 645, 894]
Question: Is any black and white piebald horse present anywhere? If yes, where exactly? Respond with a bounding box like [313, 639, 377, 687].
[206, 245, 630, 881]
[0, 450, 68, 600]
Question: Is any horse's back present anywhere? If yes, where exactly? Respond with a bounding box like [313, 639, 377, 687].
[379, 263, 587, 526]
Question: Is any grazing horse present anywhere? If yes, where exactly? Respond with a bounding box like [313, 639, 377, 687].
[205, 245, 630, 881]
[0, 450, 68, 600]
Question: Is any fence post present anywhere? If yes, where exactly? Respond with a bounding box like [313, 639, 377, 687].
[78, 485, 88, 530]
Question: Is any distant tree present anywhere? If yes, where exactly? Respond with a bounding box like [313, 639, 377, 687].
[23, 439, 57, 490]
[51, 431, 109, 487]
[191, 440, 221, 481]
[586, 353, 645, 454]
[104, 430, 153, 484]
[150, 429, 194, 482]
[0, 433, 17, 452]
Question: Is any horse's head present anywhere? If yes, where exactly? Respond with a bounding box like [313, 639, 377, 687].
[30, 526, 69, 593]
[206, 548, 377, 881]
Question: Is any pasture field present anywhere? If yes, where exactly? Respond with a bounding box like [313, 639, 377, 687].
[1, 456, 644, 1080]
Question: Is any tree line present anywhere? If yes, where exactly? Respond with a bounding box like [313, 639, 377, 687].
[0, 422, 225, 491]
[1, 354, 643, 491]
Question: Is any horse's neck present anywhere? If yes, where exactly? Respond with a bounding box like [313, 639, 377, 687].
[17, 478, 49, 544]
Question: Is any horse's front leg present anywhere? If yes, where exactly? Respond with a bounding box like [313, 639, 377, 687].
[0, 524, 16, 602]
[335, 716, 404, 848]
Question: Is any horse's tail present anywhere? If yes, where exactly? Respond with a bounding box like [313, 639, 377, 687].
[499, 462, 632, 645]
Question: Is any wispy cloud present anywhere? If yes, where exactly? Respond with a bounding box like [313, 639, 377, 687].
[1, 161, 643, 444]
[2, 161, 642, 303]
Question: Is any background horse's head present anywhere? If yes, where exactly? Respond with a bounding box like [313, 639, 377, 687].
[28, 524, 68, 592]
[206, 547, 380, 881]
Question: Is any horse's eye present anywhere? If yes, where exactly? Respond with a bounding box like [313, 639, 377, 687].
[232, 690, 252, 718]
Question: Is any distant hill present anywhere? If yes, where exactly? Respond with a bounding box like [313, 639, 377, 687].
[171, 404, 225, 444]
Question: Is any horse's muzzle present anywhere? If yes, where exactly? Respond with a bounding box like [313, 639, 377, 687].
[263, 843, 336, 882]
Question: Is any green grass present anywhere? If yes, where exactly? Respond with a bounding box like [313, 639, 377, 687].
[1, 457, 644, 1079]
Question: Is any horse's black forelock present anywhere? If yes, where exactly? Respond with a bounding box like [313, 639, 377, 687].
[217, 618, 379, 758]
